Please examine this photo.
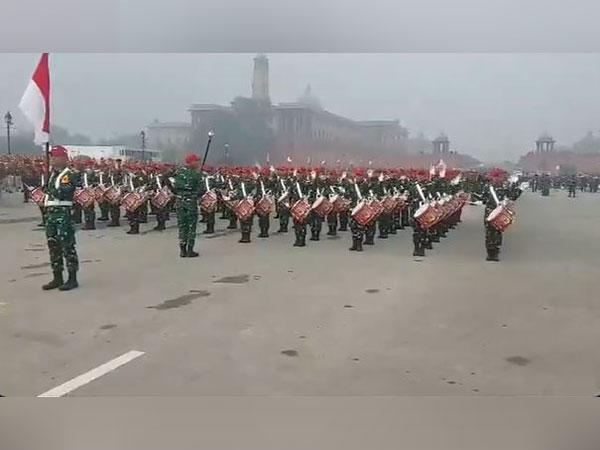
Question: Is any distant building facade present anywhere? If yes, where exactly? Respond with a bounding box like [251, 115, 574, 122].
[148, 54, 411, 164]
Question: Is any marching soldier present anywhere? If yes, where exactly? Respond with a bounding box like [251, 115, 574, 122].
[81, 163, 98, 230]
[172, 154, 202, 257]
[42, 146, 81, 291]
[125, 165, 148, 235]
[348, 177, 365, 252]
[107, 159, 124, 227]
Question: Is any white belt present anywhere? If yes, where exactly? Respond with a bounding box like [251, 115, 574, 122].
[44, 200, 73, 207]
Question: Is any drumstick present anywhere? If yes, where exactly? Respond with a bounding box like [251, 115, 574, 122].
[415, 183, 426, 203]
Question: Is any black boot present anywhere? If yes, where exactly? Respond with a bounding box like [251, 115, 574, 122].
[310, 231, 319, 241]
[42, 270, 64, 291]
[239, 231, 251, 243]
[486, 248, 499, 262]
[180, 243, 188, 257]
[355, 238, 363, 252]
[82, 221, 96, 230]
[59, 270, 79, 291]
[349, 237, 358, 251]
[107, 219, 120, 227]
[187, 244, 199, 258]
[364, 235, 374, 245]
[154, 221, 166, 231]
[258, 227, 269, 238]
[126, 223, 139, 235]
[203, 223, 215, 234]
[227, 218, 237, 229]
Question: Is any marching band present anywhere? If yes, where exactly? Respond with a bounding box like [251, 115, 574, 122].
[1, 148, 528, 290]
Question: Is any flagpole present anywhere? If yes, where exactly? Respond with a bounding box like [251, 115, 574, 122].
[44, 142, 50, 185]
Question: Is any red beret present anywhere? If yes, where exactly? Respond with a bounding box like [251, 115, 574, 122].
[50, 145, 68, 158]
[185, 153, 200, 164]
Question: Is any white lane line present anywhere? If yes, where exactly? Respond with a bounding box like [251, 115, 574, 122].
[37, 350, 145, 397]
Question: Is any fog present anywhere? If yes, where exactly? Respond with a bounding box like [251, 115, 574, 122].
[2, 53, 600, 162]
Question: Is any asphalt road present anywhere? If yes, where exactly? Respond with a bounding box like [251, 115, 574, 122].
[2, 189, 600, 396]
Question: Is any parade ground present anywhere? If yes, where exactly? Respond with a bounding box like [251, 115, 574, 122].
[2, 191, 600, 397]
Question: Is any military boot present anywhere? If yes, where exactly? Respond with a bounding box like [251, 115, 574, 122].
[42, 270, 64, 291]
[349, 237, 358, 251]
[203, 222, 215, 234]
[59, 270, 79, 291]
[126, 223, 139, 235]
[180, 243, 188, 257]
[187, 245, 199, 258]
[486, 248, 499, 262]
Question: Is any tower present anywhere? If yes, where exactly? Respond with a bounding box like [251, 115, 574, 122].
[535, 133, 555, 153]
[252, 54, 270, 105]
[433, 133, 450, 154]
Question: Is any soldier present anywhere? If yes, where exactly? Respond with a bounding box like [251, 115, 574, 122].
[275, 173, 291, 233]
[200, 172, 216, 235]
[236, 175, 256, 243]
[172, 153, 202, 257]
[96, 164, 111, 222]
[348, 178, 364, 252]
[107, 159, 123, 227]
[125, 165, 148, 235]
[81, 163, 98, 230]
[41, 146, 81, 291]
[567, 174, 577, 198]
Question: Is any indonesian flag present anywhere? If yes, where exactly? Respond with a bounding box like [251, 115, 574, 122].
[19, 53, 50, 145]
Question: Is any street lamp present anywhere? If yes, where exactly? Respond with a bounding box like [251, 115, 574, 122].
[4, 111, 13, 155]
[140, 130, 146, 161]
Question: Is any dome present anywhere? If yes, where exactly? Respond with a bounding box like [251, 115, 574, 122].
[297, 84, 322, 110]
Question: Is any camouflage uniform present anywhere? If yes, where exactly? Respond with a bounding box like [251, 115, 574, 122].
[172, 166, 201, 256]
[42, 167, 81, 290]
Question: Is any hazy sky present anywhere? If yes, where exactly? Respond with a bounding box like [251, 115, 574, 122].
[2, 53, 600, 162]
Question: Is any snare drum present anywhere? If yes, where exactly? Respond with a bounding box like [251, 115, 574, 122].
[414, 203, 439, 229]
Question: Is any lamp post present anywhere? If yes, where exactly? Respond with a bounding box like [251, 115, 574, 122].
[4, 111, 13, 155]
[140, 130, 146, 161]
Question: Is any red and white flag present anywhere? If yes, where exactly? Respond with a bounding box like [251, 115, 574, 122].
[19, 53, 50, 145]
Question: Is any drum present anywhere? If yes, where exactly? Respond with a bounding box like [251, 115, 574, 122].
[151, 187, 174, 210]
[255, 195, 274, 216]
[414, 203, 439, 229]
[351, 200, 376, 227]
[311, 196, 333, 217]
[333, 196, 351, 213]
[94, 186, 108, 202]
[121, 192, 147, 213]
[233, 197, 255, 221]
[381, 196, 398, 214]
[104, 186, 122, 205]
[290, 198, 311, 223]
[369, 199, 384, 221]
[74, 187, 96, 208]
[30, 187, 45, 206]
[277, 191, 291, 210]
[486, 203, 515, 232]
[200, 191, 218, 213]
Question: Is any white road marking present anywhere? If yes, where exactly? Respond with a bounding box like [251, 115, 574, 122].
[37, 350, 145, 397]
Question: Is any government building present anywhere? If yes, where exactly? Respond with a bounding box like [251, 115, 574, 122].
[147, 55, 412, 165]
